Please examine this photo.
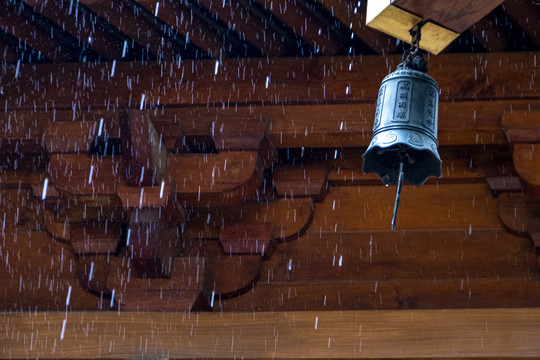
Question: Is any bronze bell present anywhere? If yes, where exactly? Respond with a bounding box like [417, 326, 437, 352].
[362, 54, 442, 229]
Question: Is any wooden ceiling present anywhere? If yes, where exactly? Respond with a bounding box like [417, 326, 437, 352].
[1, 0, 539, 64]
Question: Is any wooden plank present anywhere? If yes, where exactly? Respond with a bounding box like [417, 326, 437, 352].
[5, 98, 530, 151]
[0, 229, 102, 311]
[498, 192, 540, 237]
[513, 143, 540, 199]
[197, 0, 285, 57]
[260, 230, 536, 283]
[393, 0, 505, 33]
[210, 254, 262, 297]
[135, 0, 226, 58]
[502, 110, 540, 143]
[326, 147, 509, 185]
[1, 52, 538, 111]
[468, 13, 511, 52]
[43, 121, 97, 153]
[167, 151, 264, 206]
[256, 0, 342, 55]
[273, 164, 328, 200]
[48, 154, 124, 195]
[117, 184, 170, 209]
[184, 198, 314, 242]
[109, 256, 213, 311]
[310, 184, 500, 231]
[0, 6, 71, 62]
[503, 0, 540, 47]
[22, 0, 126, 60]
[70, 222, 121, 254]
[220, 223, 276, 259]
[4, 309, 540, 358]
[0, 189, 41, 229]
[79, 0, 179, 59]
[220, 278, 540, 311]
[315, 0, 397, 54]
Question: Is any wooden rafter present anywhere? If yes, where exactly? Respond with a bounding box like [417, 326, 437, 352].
[503, 0, 540, 47]
[135, 0, 228, 58]
[0, 2, 72, 62]
[255, 0, 342, 55]
[79, 0, 186, 59]
[21, 0, 126, 60]
[196, 0, 288, 57]
[468, 12, 511, 52]
[315, 0, 398, 54]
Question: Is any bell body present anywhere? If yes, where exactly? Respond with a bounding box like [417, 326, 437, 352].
[362, 64, 442, 186]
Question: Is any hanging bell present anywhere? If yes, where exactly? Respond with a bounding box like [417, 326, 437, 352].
[362, 54, 442, 229]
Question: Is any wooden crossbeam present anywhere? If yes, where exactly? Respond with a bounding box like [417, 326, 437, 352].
[3, 309, 540, 358]
[1, 52, 538, 111]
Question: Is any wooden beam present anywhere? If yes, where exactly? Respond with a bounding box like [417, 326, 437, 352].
[6, 98, 534, 152]
[221, 279, 540, 311]
[316, 0, 398, 54]
[3, 309, 540, 358]
[468, 13, 511, 52]
[196, 0, 286, 57]
[513, 143, 540, 199]
[503, 0, 540, 47]
[498, 192, 540, 236]
[184, 198, 314, 242]
[0, 6, 71, 62]
[135, 0, 226, 58]
[259, 230, 536, 283]
[392, 0, 506, 33]
[79, 0, 180, 59]
[310, 184, 500, 231]
[21, 0, 126, 60]
[255, 0, 342, 55]
[2, 52, 538, 111]
[502, 110, 540, 143]
[168, 151, 264, 207]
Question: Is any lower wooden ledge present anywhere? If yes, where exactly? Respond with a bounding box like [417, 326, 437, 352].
[2, 308, 540, 359]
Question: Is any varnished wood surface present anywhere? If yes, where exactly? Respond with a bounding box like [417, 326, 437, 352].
[2, 309, 540, 358]
[1, 52, 538, 111]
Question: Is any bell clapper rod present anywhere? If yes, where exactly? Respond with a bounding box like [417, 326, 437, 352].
[391, 162, 404, 231]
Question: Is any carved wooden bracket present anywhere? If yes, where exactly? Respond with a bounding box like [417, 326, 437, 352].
[502, 111, 540, 199]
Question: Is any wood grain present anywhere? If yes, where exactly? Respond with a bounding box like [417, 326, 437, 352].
[394, 0, 505, 33]
[168, 151, 264, 207]
[184, 197, 314, 242]
[310, 184, 500, 231]
[1, 52, 538, 111]
[3, 309, 540, 358]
